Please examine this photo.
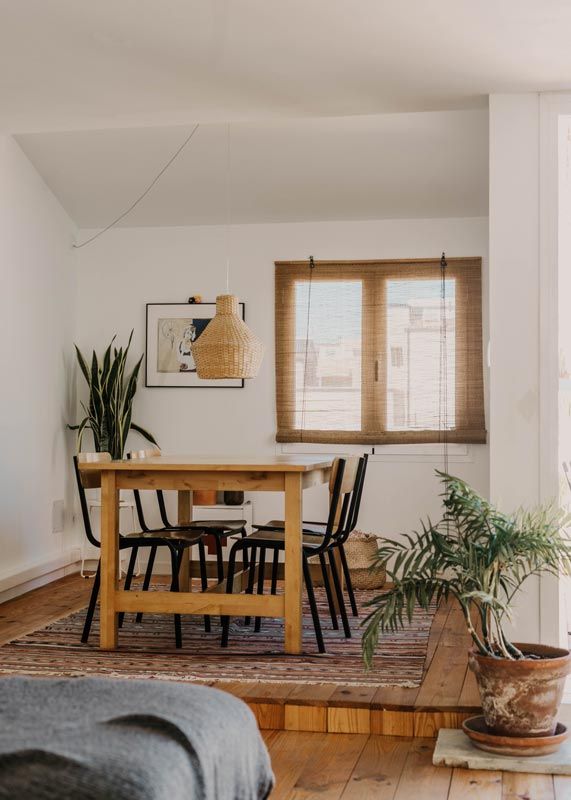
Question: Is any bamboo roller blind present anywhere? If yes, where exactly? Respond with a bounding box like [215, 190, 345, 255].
[275, 258, 486, 445]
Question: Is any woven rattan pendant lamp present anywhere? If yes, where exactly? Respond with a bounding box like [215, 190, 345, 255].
[192, 293, 264, 379]
[192, 125, 265, 380]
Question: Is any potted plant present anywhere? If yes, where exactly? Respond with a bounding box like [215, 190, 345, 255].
[70, 331, 157, 459]
[362, 472, 571, 740]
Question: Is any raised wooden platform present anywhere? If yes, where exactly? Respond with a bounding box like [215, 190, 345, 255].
[0, 573, 480, 736]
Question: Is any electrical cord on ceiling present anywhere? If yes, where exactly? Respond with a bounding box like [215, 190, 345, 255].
[73, 123, 200, 249]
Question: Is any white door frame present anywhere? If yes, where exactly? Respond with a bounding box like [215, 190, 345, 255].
[539, 92, 571, 648]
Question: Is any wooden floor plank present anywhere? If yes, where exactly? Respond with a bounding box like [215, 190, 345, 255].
[372, 685, 419, 710]
[340, 735, 412, 800]
[458, 665, 481, 708]
[239, 681, 295, 704]
[502, 773, 555, 800]
[329, 684, 378, 709]
[286, 732, 368, 799]
[286, 683, 338, 706]
[393, 738, 452, 800]
[265, 731, 326, 800]
[448, 768, 502, 800]
[423, 601, 454, 670]
[554, 775, 571, 800]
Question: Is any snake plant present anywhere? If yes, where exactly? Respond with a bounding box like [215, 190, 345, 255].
[362, 471, 571, 668]
[70, 331, 157, 460]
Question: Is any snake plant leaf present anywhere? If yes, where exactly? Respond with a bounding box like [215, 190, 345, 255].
[76, 416, 91, 451]
[71, 333, 156, 460]
[101, 335, 116, 384]
[74, 345, 90, 385]
[130, 423, 159, 446]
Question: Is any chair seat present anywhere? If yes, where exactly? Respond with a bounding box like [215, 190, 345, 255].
[186, 519, 246, 533]
[121, 529, 204, 545]
[235, 529, 323, 551]
[255, 519, 327, 535]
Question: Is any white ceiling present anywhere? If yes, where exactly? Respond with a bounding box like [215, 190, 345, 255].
[1, 1, 571, 132]
[16, 111, 489, 227]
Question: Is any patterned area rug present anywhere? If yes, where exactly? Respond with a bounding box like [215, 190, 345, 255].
[0, 587, 437, 687]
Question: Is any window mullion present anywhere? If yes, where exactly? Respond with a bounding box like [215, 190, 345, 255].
[361, 272, 385, 438]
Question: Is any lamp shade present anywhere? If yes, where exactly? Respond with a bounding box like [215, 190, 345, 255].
[191, 294, 264, 379]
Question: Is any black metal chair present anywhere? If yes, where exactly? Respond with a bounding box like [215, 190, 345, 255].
[221, 456, 361, 653]
[128, 448, 250, 592]
[73, 453, 209, 648]
[252, 453, 369, 619]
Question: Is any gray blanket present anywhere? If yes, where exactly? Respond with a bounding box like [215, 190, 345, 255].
[0, 677, 273, 800]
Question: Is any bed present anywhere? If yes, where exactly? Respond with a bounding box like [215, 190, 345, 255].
[0, 676, 273, 800]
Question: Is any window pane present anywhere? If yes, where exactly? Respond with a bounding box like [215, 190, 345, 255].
[294, 280, 362, 431]
[386, 279, 456, 431]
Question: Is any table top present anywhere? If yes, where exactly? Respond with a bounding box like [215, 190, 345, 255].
[79, 455, 333, 473]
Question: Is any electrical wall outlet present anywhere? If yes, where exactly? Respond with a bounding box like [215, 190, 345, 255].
[51, 499, 65, 533]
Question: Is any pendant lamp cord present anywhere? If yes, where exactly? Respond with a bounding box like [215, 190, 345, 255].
[300, 255, 315, 441]
[439, 251, 449, 477]
[225, 122, 231, 294]
[73, 124, 200, 249]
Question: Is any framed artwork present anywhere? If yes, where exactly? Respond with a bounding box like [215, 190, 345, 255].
[145, 302, 245, 388]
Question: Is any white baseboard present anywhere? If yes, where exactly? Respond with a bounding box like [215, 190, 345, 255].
[0, 548, 81, 604]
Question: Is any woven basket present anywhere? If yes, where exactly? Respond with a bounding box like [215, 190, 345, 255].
[344, 531, 386, 590]
[191, 295, 265, 380]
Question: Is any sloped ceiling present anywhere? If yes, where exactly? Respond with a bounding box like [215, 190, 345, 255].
[16, 110, 488, 227]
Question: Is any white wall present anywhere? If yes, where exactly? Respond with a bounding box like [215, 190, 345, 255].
[0, 136, 78, 596]
[76, 216, 489, 543]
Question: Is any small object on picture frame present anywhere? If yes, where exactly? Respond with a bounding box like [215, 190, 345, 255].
[145, 302, 245, 388]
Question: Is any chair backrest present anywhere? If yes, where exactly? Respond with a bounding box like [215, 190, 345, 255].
[73, 452, 112, 548]
[128, 447, 172, 530]
[318, 456, 361, 551]
[346, 452, 369, 534]
[333, 454, 368, 545]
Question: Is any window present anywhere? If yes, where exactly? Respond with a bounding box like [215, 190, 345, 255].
[275, 258, 486, 445]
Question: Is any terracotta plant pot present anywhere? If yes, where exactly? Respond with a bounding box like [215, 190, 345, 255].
[468, 643, 571, 737]
[193, 490, 217, 506]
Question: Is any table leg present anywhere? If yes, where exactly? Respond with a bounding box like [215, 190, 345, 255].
[178, 490, 193, 591]
[284, 472, 303, 654]
[100, 471, 119, 650]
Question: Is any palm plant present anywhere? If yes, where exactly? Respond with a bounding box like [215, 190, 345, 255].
[362, 471, 571, 668]
[70, 331, 157, 460]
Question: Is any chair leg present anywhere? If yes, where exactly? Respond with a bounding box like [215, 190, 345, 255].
[198, 539, 211, 633]
[303, 555, 325, 654]
[254, 546, 267, 633]
[270, 549, 279, 595]
[221, 543, 240, 647]
[118, 546, 138, 628]
[214, 536, 225, 583]
[338, 544, 358, 617]
[169, 547, 182, 649]
[328, 549, 351, 638]
[136, 545, 157, 624]
[81, 562, 101, 644]
[240, 528, 249, 570]
[244, 545, 258, 625]
[319, 552, 339, 630]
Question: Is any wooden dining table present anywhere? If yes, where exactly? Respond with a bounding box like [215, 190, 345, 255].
[79, 455, 332, 654]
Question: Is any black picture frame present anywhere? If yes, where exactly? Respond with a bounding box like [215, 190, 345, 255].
[145, 301, 246, 388]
